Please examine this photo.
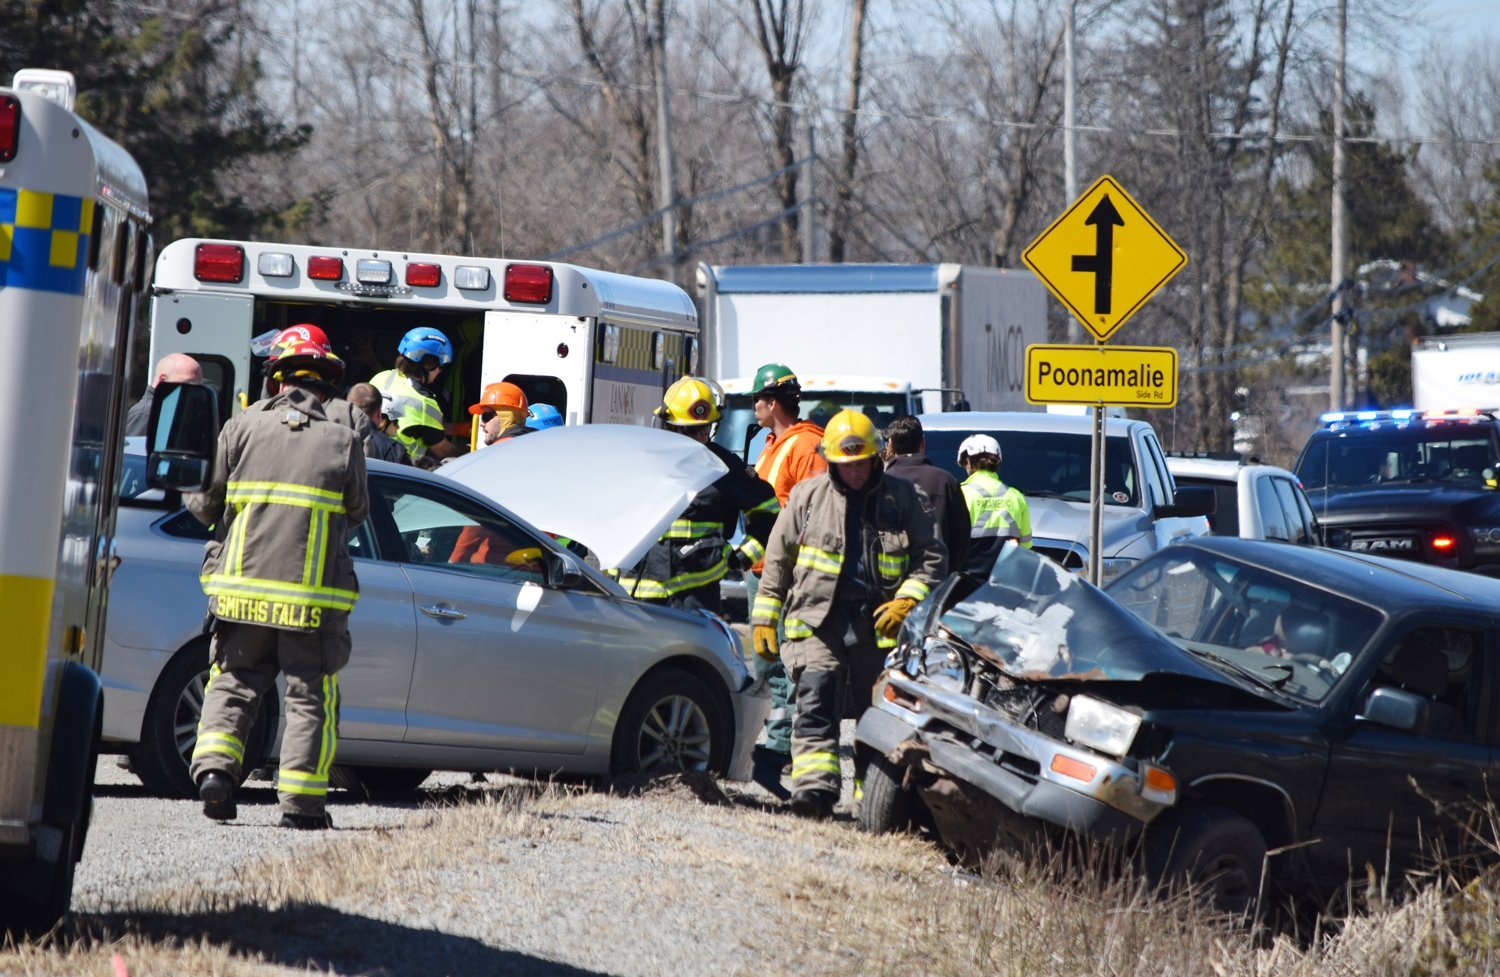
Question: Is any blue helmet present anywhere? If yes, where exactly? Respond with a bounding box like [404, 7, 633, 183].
[526, 404, 564, 431]
[397, 326, 453, 366]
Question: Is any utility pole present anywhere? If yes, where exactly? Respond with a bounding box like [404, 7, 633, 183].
[1329, 0, 1348, 411]
[1064, 0, 1083, 344]
[802, 125, 816, 263]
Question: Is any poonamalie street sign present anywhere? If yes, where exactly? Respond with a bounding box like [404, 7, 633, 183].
[1025, 344, 1178, 407]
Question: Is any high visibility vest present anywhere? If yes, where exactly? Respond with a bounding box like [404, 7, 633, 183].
[369, 369, 443, 462]
[961, 470, 1033, 547]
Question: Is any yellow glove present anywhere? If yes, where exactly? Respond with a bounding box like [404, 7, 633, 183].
[751, 625, 780, 661]
[873, 597, 918, 639]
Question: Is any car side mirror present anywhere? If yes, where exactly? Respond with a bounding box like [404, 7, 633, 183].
[146, 381, 219, 492]
[1357, 686, 1426, 733]
[1157, 484, 1215, 519]
[545, 549, 584, 590]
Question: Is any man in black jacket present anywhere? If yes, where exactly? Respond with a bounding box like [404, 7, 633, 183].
[881, 415, 969, 573]
[614, 376, 780, 615]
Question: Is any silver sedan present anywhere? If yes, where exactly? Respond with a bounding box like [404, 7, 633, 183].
[104, 448, 764, 797]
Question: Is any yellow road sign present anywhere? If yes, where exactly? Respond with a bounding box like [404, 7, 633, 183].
[1025, 344, 1178, 408]
[1021, 175, 1187, 342]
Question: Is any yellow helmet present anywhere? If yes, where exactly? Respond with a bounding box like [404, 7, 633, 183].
[655, 376, 721, 427]
[820, 409, 879, 463]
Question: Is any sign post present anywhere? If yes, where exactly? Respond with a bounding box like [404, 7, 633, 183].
[1021, 174, 1187, 585]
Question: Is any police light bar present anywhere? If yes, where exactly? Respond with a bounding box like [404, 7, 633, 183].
[0, 95, 18, 163]
[356, 258, 393, 285]
[194, 243, 245, 283]
[504, 263, 553, 304]
[307, 256, 343, 281]
[258, 252, 295, 278]
[454, 265, 490, 291]
[406, 262, 441, 287]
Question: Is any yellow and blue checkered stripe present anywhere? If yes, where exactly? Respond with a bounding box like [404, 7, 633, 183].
[0, 189, 93, 295]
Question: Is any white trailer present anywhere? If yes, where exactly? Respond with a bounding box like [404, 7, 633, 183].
[698, 263, 1047, 413]
[1412, 333, 1500, 410]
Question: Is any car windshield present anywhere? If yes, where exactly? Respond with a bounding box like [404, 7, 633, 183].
[924, 428, 1139, 507]
[713, 391, 909, 462]
[1105, 548, 1384, 701]
[1297, 425, 1497, 490]
[938, 544, 1224, 683]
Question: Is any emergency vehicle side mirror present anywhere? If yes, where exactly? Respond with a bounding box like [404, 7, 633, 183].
[146, 381, 219, 492]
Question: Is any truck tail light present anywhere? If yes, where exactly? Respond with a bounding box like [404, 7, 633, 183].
[194, 243, 245, 283]
[307, 256, 343, 281]
[0, 95, 19, 163]
[406, 262, 441, 287]
[504, 263, 553, 304]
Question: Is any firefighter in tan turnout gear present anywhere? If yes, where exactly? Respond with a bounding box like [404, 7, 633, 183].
[188, 339, 369, 830]
[751, 409, 946, 819]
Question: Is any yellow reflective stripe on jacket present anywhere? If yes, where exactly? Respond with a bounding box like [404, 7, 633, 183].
[751, 593, 783, 625]
[895, 579, 931, 603]
[226, 481, 347, 509]
[277, 768, 329, 797]
[876, 634, 897, 650]
[738, 537, 766, 564]
[762, 433, 804, 488]
[790, 751, 840, 779]
[795, 546, 843, 576]
[614, 556, 730, 599]
[202, 574, 360, 610]
[662, 519, 721, 539]
[747, 495, 781, 517]
[876, 552, 908, 579]
[193, 730, 245, 764]
[783, 618, 814, 639]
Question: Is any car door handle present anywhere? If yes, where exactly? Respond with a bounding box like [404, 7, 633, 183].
[419, 604, 467, 620]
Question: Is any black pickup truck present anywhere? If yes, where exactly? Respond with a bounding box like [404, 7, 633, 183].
[1294, 409, 1500, 574]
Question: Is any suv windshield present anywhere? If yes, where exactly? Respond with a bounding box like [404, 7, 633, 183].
[1297, 425, 1497, 490]
[713, 391, 909, 461]
[924, 428, 1140, 507]
[1106, 548, 1383, 701]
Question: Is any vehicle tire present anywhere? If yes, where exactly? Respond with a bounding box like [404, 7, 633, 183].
[610, 671, 727, 776]
[1143, 806, 1267, 916]
[857, 755, 924, 835]
[131, 645, 276, 798]
[330, 766, 432, 795]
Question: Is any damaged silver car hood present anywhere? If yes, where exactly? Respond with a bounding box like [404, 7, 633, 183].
[938, 544, 1227, 685]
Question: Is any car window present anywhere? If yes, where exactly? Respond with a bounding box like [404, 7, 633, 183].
[382, 481, 545, 586]
[924, 429, 1140, 507]
[1175, 476, 1238, 536]
[1140, 436, 1170, 509]
[159, 506, 377, 555]
[1368, 627, 1483, 742]
[1270, 477, 1314, 545]
[1255, 477, 1289, 541]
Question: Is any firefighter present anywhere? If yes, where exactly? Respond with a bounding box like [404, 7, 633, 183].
[745, 362, 827, 768]
[469, 381, 531, 446]
[751, 409, 945, 819]
[187, 340, 369, 830]
[369, 326, 459, 465]
[957, 434, 1032, 578]
[614, 376, 779, 615]
[262, 324, 376, 457]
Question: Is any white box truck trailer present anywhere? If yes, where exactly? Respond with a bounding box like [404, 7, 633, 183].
[1412, 333, 1500, 410]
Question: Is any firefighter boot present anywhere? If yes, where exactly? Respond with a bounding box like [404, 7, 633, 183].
[788, 789, 836, 820]
[279, 812, 333, 830]
[198, 771, 237, 822]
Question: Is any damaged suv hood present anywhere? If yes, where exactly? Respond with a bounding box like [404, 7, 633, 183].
[938, 545, 1230, 686]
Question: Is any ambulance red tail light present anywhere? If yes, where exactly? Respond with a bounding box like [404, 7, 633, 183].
[193, 243, 245, 283]
[0, 95, 19, 163]
[307, 255, 344, 281]
[406, 262, 441, 287]
[504, 263, 553, 304]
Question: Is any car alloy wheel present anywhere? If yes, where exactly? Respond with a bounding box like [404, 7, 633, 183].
[611, 671, 727, 776]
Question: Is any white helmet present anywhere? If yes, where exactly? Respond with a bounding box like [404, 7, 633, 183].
[957, 433, 1001, 463]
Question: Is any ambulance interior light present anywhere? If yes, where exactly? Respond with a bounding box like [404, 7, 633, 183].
[504, 263, 553, 304]
[356, 258, 393, 285]
[257, 252, 295, 278]
[455, 265, 490, 291]
[307, 256, 343, 281]
[406, 262, 441, 287]
[0, 95, 18, 163]
[194, 243, 245, 284]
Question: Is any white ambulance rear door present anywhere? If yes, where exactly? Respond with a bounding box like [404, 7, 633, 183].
[149, 290, 254, 420]
[481, 310, 592, 426]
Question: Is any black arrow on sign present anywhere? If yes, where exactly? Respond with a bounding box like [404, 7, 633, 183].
[1070, 194, 1124, 315]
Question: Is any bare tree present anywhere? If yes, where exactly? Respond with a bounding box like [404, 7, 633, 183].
[827, 0, 867, 263]
[743, 0, 811, 260]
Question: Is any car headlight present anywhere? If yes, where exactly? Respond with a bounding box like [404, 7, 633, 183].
[1469, 526, 1500, 555]
[916, 638, 969, 694]
[1064, 694, 1140, 758]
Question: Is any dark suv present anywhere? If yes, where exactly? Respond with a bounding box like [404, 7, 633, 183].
[856, 539, 1498, 912]
[1295, 409, 1500, 574]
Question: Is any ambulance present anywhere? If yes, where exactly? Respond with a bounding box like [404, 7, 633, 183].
[0, 69, 155, 934]
[147, 240, 700, 435]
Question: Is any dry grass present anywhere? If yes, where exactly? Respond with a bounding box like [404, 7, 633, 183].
[5, 779, 1500, 976]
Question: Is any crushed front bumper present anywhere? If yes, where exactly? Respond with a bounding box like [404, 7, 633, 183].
[856, 672, 1169, 840]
